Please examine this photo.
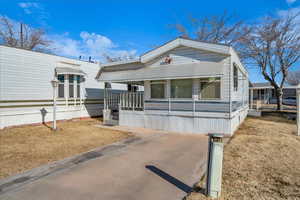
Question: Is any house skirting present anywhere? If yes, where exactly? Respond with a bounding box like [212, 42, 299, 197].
[119, 107, 248, 135]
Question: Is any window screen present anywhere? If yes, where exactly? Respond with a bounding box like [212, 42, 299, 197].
[199, 78, 221, 99]
[150, 81, 165, 99]
[234, 65, 238, 91]
[69, 75, 74, 98]
[57, 75, 65, 98]
[171, 79, 193, 98]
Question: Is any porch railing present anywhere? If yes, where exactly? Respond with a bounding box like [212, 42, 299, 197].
[104, 90, 120, 110]
[119, 92, 144, 111]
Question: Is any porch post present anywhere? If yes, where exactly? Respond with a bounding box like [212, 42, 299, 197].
[250, 89, 253, 109]
[297, 84, 300, 136]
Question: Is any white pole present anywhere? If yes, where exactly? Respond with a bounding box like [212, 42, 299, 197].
[297, 85, 300, 136]
[250, 89, 253, 109]
[53, 85, 57, 131]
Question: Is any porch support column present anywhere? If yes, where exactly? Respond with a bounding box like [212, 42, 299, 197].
[250, 89, 253, 109]
[297, 84, 300, 136]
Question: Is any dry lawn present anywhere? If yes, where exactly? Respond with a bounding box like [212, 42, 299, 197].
[186, 116, 300, 200]
[0, 118, 131, 179]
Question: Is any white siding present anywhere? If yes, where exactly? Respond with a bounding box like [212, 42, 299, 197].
[141, 46, 231, 101]
[0, 46, 126, 128]
[145, 46, 228, 67]
[229, 47, 249, 104]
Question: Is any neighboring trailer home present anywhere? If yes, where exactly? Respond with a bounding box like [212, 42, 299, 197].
[96, 38, 249, 135]
[249, 82, 297, 104]
[0, 45, 125, 129]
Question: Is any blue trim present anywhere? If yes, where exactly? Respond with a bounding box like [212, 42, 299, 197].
[145, 100, 230, 104]
[144, 108, 229, 113]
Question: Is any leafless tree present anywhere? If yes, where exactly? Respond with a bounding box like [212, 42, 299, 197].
[239, 14, 300, 110]
[0, 16, 50, 51]
[172, 12, 252, 46]
[287, 70, 300, 86]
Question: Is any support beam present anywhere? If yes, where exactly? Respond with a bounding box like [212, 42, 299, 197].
[297, 85, 300, 136]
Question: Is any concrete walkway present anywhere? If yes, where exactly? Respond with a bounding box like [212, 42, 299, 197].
[1, 132, 208, 200]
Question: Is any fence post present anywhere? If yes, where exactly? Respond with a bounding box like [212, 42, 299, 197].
[193, 98, 196, 116]
[297, 85, 300, 136]
[168, 98, 171, 113]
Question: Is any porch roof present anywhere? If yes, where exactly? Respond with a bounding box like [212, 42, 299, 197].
[55, 67, 86, 76]
[97, 62, 223, 83]
[250, 82, 298, 89]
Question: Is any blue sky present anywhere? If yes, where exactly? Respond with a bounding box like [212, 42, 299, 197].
[0, 0, 299, 82]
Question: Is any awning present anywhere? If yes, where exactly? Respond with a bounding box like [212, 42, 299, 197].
[55, 67, 86, 76]
[98, 62, 223, 82]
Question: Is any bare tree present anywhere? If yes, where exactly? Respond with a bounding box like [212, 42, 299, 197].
[173, 12, 252, 46]
[0, 16, 50, 51]
[239, 14, 300, 110]
[287, 70, 300, 86]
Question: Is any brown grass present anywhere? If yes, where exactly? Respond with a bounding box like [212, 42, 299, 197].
[0, 118, 131, 179]
[186, 116, 300, 200]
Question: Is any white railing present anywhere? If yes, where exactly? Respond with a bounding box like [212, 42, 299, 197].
[119, 92, 144, 111]
[104, 90, 120, 110]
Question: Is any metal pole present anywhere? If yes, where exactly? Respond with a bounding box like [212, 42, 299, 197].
[53, 86, 57, 131]
[250, 89, 253, 109]
[297, 85, 300, 136]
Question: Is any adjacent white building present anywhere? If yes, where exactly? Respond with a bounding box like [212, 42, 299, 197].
[0, 45, 125, 129]
[96, 38, 249, 136]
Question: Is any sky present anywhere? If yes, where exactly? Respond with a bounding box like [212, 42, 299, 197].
[0, 0, 299, 82]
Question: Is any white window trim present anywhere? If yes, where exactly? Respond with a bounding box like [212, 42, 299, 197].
[199, 77, 221, 100]
[57, 74, 81, 100]
[150, 80, 167, 99]
[233, 64, 239, 92]
[170, 79, 193, 99]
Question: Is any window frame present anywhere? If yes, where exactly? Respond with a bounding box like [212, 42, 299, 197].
[56, 74, 81, 99]
[199, 77, 221, 100]
[150, 80, 166, 99]
[57, 74, 65, 98]
[170, 79, 193, 99]
[233, 64, 238, 91]
[76, 75, 81, 98]
[69, 75, 75, 98]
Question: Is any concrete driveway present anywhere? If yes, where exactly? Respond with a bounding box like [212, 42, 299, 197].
[1, 132, 208, 200]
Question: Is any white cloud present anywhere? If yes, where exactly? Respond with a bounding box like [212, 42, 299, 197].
[48, 32, 137, 63]
[286, 0, 297, 4]
[18, 2, 40, 14]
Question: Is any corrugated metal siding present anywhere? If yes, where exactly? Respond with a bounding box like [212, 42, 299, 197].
[119, 110, 232, 134]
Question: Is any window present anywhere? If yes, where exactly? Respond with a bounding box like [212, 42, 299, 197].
[150, 80, 166, 99]
[57, 75, 65, 98]
[76, 75, 81, 98]
[171, 79, 193, 98]
[199, 77, 221, 99]
[234, 64, 238, 91]
[69, 75, 74, 98]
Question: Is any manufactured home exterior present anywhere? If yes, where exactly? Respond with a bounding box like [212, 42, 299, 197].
[96, 38, 249, 135]
[0, 45, 125, 129]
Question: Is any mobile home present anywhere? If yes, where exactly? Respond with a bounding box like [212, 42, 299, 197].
[96, 38, 249, 135]
[0, 45, 125, 129]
